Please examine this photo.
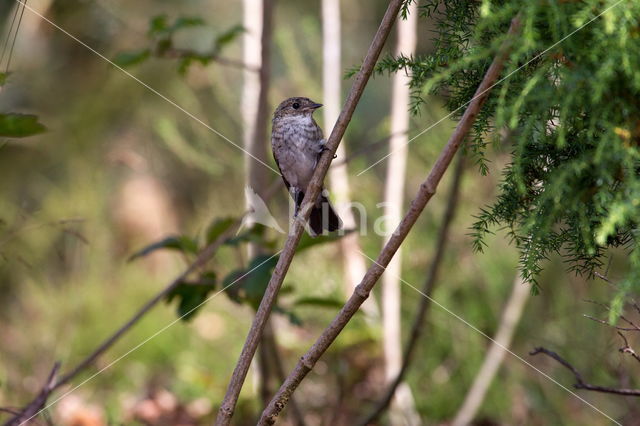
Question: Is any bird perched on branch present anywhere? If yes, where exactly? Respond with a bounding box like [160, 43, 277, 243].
[271, 97, 342, 236]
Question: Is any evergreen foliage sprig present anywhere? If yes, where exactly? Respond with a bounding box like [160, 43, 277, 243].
[380, 0, 640, 308]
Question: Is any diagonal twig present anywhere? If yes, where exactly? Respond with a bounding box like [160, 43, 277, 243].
[259, 15, 523, 425]
[617, 332, 640, 364]
[263, 321, 306, 426]
[530, 347, 640, 397]
[3, 363, 60, 426]
[583, 315, 640, 332]
[162, 47, 259, 72]
[583, 299, 640, 332]
[3, 216, 245, 426]
[214, 1, 406, 424]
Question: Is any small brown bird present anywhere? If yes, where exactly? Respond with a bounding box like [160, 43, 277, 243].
[271, 97, 342, 236]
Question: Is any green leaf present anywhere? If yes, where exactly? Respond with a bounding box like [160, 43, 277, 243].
[215, 25, 244, 47]
[274, 306, 303, 326]
[222, 269, 245, 304]
[172, 17, 206, 31]
[205, 217, 237, 245]
[0, 72, 10, 87]
[296, 230, 352, 253]
[243, 254, 278, 306]
[113, 49, 151, 68]
[221, 253, 279, 309]
[0, 114, 46, 138]
[148, 15, 169, 37]
[128, 235, 198, 262]
[166, 273, 217, 321]
[225, 224, 274, 248]
[292, 296, 344, 309]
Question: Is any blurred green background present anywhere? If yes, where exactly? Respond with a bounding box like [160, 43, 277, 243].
[0, 0, 636, 425]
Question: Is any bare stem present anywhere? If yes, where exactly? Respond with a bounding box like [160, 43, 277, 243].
[530, 347, 640, 397]
[617, 332, 640, 364]
[162, 48, 260, 72]
[263, 321, 306, 426]
[358, 153, 465, 426]
[214, 1, 406, 424]
[3, 363, 60, 426]
[3, 220, 242, 426]
[259, 15, 523, 426]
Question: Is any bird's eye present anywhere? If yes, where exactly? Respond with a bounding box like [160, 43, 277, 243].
[292, 102, 300, 109]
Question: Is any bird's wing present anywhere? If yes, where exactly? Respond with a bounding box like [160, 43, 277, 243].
[273, 156, 291, 191]
[312, 120, 326, 164]
[274, 153, 305, 211]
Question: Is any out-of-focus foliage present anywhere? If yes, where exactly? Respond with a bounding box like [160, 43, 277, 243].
[380, 0, 640, 308]
[2, 0, 638, 424]
[0, 112, 45, 137]
[0, 74, 45, 138]
[114, 15, 244, 75]
[129, 221, 349, 320]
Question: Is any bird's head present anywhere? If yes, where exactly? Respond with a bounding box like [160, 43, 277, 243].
[273, 97, 323, 119]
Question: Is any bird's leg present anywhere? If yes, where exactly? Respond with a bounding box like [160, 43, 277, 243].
[289, 187, 302, 217]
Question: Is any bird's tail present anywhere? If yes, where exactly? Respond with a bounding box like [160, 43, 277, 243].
[308, 194, 342, 236]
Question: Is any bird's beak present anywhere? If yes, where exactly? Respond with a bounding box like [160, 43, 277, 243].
[311, 103, 323, 110]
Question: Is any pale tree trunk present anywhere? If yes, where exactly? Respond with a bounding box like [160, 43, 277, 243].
[321, 0, 380, 321]
[243, 0, 272, 216]
[382, 3, 419, 425]
[242, 0, 274, 402]
[451, 275, 530, 426]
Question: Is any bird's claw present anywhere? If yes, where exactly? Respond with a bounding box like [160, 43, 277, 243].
[321, 146, 337, 159]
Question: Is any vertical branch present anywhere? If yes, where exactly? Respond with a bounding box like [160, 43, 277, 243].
[249, 0, 274, 203]
[359, 153, 465, 426]
[257, 334, 273, 408]
[242, 0, 271, 205]
[451, 275, 530, 426]
[242, 0, 275, 402]
[381, 2, 419, 423]
[322, 0, 380, 320]
[261, 16, 522, 424]
[263, 321, 306, 426]
[215, 1, 406, 424]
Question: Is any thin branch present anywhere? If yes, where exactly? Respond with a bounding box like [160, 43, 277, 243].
[451, 274, 530, 426]
[263, 321, 306, 426]
[58, 225, 240, 388]
[583, 299, 640, 332]
[358, 152, 465, 426]
[617, 332, 640, 364]
[5, 173, 285, 424]
[530, 347, 640, 397]
[260, 15, 523, 425]
[258, 333, 273, 409]
[4, 217, 244, 426]
[214, 1, 406, 424]
[4, 0, 26, 73]
[4, 363, 60, 426]
[583, 315, 640, 332]
[161, 47, 259, 72]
